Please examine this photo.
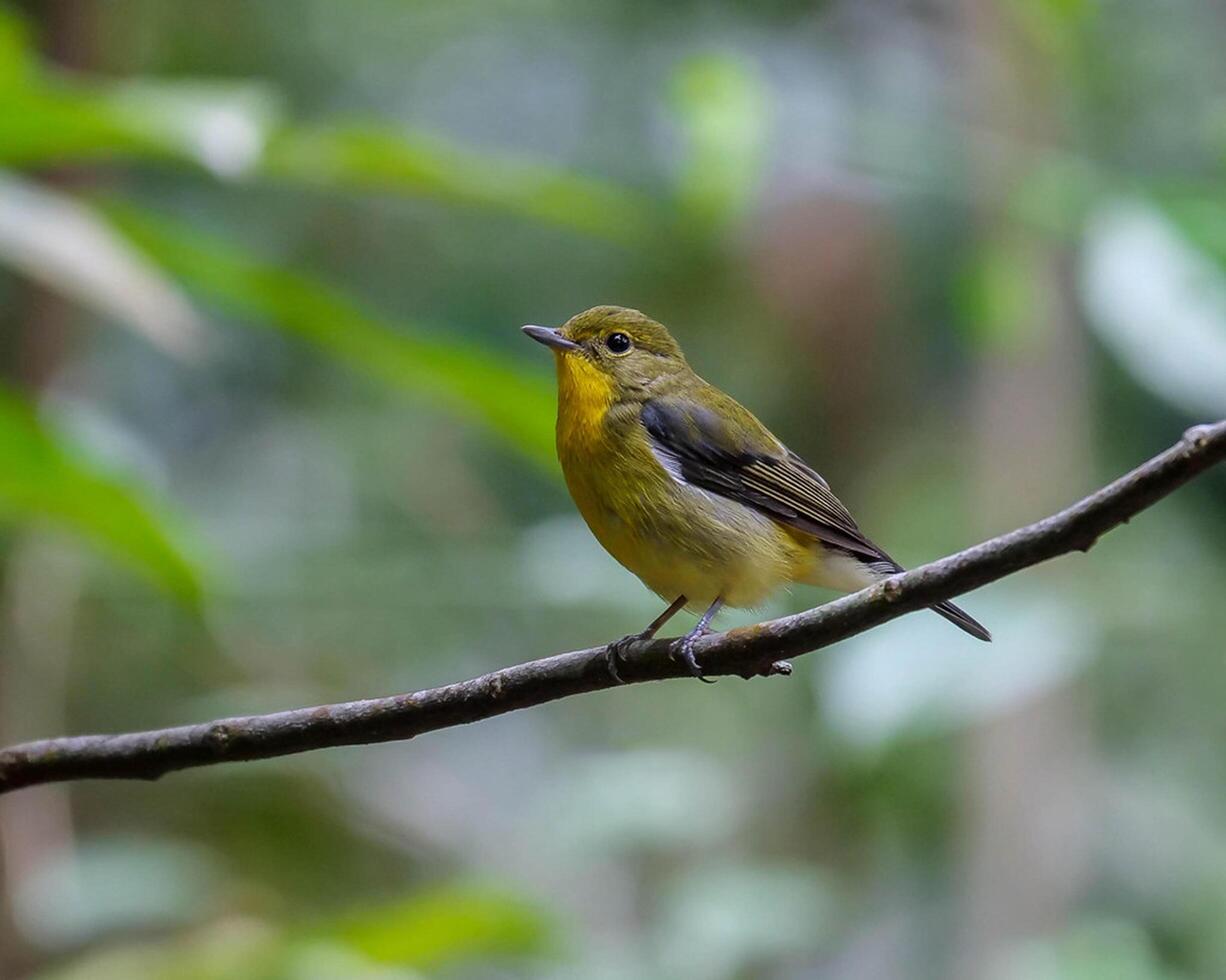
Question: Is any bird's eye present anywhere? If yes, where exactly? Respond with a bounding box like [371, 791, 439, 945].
[606, 332, 632, 354]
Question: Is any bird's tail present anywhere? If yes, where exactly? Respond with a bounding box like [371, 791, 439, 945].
[930, 598, 992, 642]
[869, 558, 991, 642]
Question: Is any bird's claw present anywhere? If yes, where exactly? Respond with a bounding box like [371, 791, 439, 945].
[672, 629, 716, 683]
[605, 631, 650, 684]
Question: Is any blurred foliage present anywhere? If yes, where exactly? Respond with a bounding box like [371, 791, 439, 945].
[100, 200, 558, 466]
[264, 124, 658, 245]
[0, 172, 204, 357]
[0, 383, 202, 605]
[0, 0, 1224, 979]
[0, 0, 650, 594]
[0, 6, 655, 244]
[324, 884, 554, 969]
[669, 54, 769, 232]
[39, 883, 555, 980]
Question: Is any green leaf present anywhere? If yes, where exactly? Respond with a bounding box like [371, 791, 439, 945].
[99, 200, 557, 466]
[0, 86, 164, 167]
[0, 4, 35, 85]
[263, 123, 656, 245]
[0, 386, 204, 607]
[320, 883, 555, 969]
[0, 75, 276, 173]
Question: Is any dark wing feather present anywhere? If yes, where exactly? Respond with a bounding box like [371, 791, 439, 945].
[641, 396, 992, 642]
[640, 398, 889, 564]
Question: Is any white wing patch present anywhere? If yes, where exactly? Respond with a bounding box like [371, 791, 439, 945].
[649, 441, 688, 486]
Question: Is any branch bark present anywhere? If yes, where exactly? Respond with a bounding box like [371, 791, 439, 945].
[2, 422, 1224, 795]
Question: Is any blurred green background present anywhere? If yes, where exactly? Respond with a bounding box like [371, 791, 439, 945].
[1, 1, 1225, 977]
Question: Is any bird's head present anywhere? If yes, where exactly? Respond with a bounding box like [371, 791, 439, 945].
[522, 306, 688, 400]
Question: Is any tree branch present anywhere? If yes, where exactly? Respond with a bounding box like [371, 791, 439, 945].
[2, 422, 1224, 795]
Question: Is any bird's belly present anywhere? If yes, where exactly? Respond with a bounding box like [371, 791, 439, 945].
[564, 454, 815, 610]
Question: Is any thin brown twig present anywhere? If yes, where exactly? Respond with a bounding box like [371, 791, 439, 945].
[1, 422, 1224, 796]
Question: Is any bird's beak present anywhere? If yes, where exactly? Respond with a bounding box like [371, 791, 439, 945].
[522, 324, 581, 353]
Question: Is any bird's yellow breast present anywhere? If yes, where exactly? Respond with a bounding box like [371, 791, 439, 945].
[552, 353, 818, 609]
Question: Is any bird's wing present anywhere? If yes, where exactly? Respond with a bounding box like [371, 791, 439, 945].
[640, 394, 892, 565]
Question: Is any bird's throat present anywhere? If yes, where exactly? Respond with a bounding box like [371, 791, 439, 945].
[555, 353, 616, 454]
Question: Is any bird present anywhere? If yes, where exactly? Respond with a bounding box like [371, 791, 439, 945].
[522, 305, 990, 681]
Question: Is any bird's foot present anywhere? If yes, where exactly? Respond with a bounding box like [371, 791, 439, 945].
[604, 630, 653, 684]
[672, 626, 717, 683]
[738, 659, 793, 680]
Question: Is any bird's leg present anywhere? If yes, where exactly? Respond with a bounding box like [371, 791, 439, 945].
[605, 595, 687, 683]
[673, 596, 723, 683]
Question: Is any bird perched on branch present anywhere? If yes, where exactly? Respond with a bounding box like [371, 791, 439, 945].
[523, 306, 989, 681]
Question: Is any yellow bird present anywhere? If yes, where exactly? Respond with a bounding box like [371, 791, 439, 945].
[523, 306, 990, 681]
